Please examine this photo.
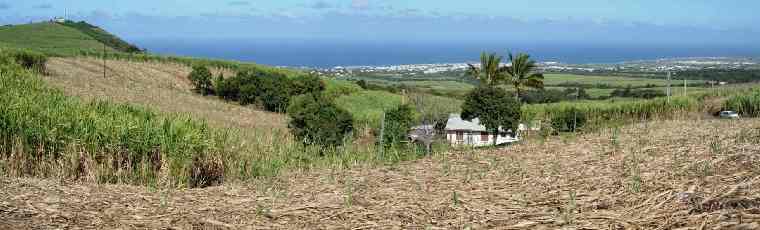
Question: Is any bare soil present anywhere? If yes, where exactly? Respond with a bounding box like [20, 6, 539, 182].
[2, 118, 760, 229]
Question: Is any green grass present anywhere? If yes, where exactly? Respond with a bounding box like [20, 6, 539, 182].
[0, 49, 236, 187]
[0, 22, 114, 56]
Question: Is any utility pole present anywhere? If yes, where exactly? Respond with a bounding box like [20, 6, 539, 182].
[378, 110, 385, 158]
[103, 42, 106, 78]
[573, 87, 579, 132]
[666, 71, 671, 103]
[683, 78, 687, 96]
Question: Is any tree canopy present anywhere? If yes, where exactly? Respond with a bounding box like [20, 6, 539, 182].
[461, 86, 521, 146]
[287, 94, 354, 148]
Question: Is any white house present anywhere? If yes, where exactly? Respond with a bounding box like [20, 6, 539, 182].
[444, 114, 520, 147]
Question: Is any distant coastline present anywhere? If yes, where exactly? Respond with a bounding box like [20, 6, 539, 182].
[134, 38, 760, 68]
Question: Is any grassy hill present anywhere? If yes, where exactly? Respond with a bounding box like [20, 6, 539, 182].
[58, 21, 142, 53]
[0, 22, 114, 55]
[0, 21, 141, 55]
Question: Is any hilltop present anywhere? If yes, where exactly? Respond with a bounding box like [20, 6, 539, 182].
[0, 21, 140, 55]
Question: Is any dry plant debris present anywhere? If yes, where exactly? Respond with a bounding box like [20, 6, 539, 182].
[2, 118, 760, 229]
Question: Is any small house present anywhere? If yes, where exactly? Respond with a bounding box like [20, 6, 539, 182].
[444, 114, 520, 147]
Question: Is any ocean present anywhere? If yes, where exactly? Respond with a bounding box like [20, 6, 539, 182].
[134, 38, 760, 68]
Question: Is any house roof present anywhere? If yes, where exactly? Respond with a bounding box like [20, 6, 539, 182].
[445, 114, 489, 132]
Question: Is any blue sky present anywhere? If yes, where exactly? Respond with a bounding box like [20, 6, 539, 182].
[1, 0, 759, 44]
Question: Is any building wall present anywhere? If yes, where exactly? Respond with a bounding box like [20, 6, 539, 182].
[446, 130, 493, 147]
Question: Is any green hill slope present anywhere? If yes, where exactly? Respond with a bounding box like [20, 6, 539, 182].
[0, 22, 135, 55]
[58, 21, 142, 53]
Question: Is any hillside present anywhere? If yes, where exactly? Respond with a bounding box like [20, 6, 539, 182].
[0, 22, 118, 55]
[44, 57, 287, 134]
[58, 21, 142, 53]
[2, 118, 759, 229]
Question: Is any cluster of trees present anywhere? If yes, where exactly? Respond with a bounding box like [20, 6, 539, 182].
[188, 65, 353, 148]
[520, 88, 591, 104]
[189, 66, 324, 112]
[609, 86, 665, 99]
[676, 69, 760, 83]
[556, 82, 659, 89]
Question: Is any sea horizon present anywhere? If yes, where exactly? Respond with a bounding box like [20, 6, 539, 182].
[133, 38, 760, 68]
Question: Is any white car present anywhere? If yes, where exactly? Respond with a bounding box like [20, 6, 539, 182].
[719, 111, 740, 119]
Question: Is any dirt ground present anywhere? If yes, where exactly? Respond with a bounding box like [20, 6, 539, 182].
[2, 118, 760, 229]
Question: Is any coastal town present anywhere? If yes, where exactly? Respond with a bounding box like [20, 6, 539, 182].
[313, 57, 759, 77]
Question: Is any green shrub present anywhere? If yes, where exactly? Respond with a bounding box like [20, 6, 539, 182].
[258, 74, 292, 112]
[357, 80, 368, 89]
[287, 94, 354, 148]
[550, 107, 587, 133]
[380, 104, 415, 147]
[291, 74, 325, 95]
[4, 49, 47, 72]
[189, 65, 213, 95]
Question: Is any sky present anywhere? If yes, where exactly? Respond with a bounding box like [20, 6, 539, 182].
[1, 0, 759, 45]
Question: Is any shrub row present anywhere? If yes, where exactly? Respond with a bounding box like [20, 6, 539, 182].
[211, 67, 324, 112]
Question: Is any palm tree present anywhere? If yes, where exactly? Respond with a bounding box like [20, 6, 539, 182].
[466, 52, 504, 86]
[502, 52, 544, 101]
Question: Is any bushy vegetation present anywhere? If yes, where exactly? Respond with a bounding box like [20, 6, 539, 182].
[287, 94, 354, 148]
[214, 69, 324, 112]
[549, 107, 587, 132]
[520, 88, 592, 104]
[723, 90, 760, 117]
[3, 48, 47, 72]
[59, 21, 143, 53]
[0, 50, 235, 187]
[610, 86, 666, 99]
[189, 65, 213, 95]
[677, 69, 760, 83]
[379, 104, 415, 148]
[461, 87, 521, 144]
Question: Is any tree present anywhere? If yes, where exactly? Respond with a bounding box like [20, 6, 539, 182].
[189, 65, 213, 95]
[287, 94, 354, 148]
[461, 87, 521, 146]
[291, 74, 325, 95]
[258, 75, 292, 112]
[213, 73, 226, 97]
[356, 80, 368, 89]
[466, 52, 504, 86]
[380, 104, 415, 148]
[502, 53, 545, 101]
